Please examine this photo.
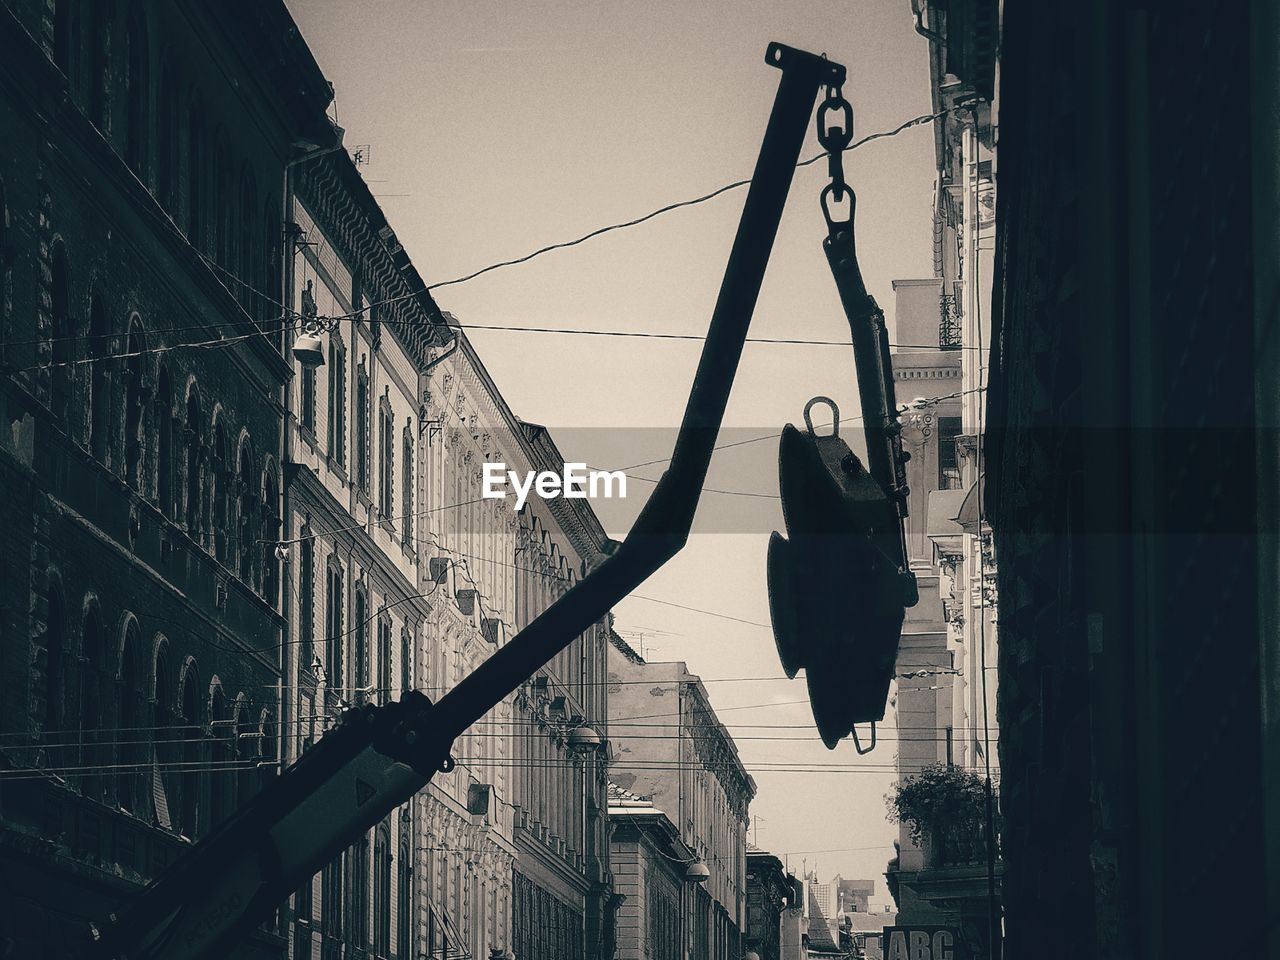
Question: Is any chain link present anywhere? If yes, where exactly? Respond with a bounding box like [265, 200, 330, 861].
[817, 82, 854, 200]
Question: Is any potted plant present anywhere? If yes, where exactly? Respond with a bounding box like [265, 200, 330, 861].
[886, 764, 989, 867]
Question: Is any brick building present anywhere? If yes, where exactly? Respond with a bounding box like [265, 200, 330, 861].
[0, 0, 331, 955]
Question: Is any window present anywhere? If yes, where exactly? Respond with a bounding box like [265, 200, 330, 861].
[124, 14, 148, 176]
[79, 604, 106, 804]
[347, 835, 370, 948]
[43, 577, 66, 732]
[87, 296, 110, 461]
[379, 402, 394, 518]
[327, 339, 346, 466]
[211, 422, 229, 562]
[186, 102, 204, 245]
[354, 588, 369, 696]
[118, 623, 143, 813]
[396, 836, 412, 958]
[355, 365, 370, 494]
[938, 416, 962, 489]
[262, 470, 280, 604]
[301, 365, 316, 433]
[945, 726, 955, 766]
[237, 443, 256, 582]
[295, 872, 314, 925]
[236, 701, 257, 805]
[326, 563, 344, 688]
[376, 617, 391, 704]
[184, 388, 203, 534]
[212, 135, 230, 268]
[156, 366, 172, 513]
[299, 535, 315, 671]
[179, 667, 201, 837]
[401, 424, 414, 548]
[124, 319, 145, 488]
[209, 688, 232, 828]
[321, 856, 344, 940]
[399, 624, 411, 698]
[49, 240, 71, 420]
[373, 824, 392, 957]
[152, 646, 175, 831]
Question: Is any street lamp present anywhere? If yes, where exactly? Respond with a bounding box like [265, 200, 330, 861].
[684, 859, 710, 884]
[567, 722, 602, 754]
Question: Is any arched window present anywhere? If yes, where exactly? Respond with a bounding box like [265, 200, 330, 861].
[117, 620, 144, 813]
[209, 685, 232, 829]
[396, 833, 412, 958]
[236, 441, 256, 583]
[376, 616, 390, 704]
[79, 601, 107, 803]
[150, 642, 175, 830]
[355, 363, 370, 494]
[347, 833, 370, 949]
[87, 295, 111, 461]
[235, 695, 256, 806]
[178, 665, 201, 837]
[211, 419, 229, 562]
[298, 532, 315, 671]
[49, 240, 72, 420]
[155, 366, 173, 513]
[258, 709, 276, 790]
[124, 12, 148, 176]
[186, 100, 204, 245]
[43, 575, 67, 734]
[327, 336, 346, 466]
[353, 586, 369, 699]
[124, 317, 146, 488]
[326, 562, 344, 689]
[321, 853, 344, 942]
[401, 422, 415, 549]
[184, 386, 203, 536]
[261, 467, 280, 604]
[372, 822, 392, 957]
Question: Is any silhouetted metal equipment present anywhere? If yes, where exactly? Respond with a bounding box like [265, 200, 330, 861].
[766, 81, 917, 751]
[88, 42, 846, 960]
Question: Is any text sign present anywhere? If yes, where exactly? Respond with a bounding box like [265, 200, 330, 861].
[882, 925, 964, 960]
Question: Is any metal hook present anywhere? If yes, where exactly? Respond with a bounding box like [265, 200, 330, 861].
[803, 396, 840, 438]
[851, 722, 877, 755]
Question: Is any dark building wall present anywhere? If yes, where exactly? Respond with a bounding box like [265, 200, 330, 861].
[0, 1, 330, 955]
[986, 1, 1269, 957]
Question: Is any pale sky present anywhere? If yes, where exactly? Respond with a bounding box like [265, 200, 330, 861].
[286, 0, 937, 902]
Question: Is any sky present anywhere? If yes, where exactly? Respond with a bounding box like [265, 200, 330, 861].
[285, 0, 938, 904]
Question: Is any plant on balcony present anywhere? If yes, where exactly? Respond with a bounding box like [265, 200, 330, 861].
[886, 764, 989, 865]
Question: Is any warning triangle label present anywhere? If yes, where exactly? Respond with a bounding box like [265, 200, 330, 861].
[355, 778, 376, 807]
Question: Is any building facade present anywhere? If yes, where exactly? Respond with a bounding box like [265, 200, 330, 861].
[744, 849, 793, 960]
[608, 782, 693, 960]
[281, 145, 447, 960]
[979, 0, 1275, 957]
[0, 0, 332, 955]
[886, 1, 1001, 952]
[607, 636, 755, 960]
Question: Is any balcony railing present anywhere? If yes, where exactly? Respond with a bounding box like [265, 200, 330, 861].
[939, 294, 962, 349]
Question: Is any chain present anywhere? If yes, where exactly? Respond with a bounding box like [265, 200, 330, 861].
[817, 81, 854, 231]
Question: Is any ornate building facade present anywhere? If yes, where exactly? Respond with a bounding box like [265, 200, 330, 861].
[607, 636, 755, 960]
[0, 0, 332, 955]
